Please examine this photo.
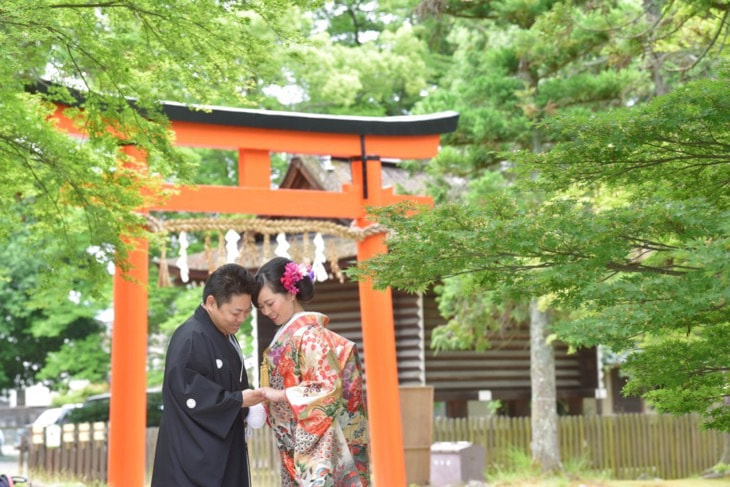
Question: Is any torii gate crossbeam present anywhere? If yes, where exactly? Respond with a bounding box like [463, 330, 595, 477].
[53, 101, 458, 486]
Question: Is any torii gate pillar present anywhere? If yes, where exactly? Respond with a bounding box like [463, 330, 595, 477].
[109, 147, 149, 484]
[351, 156, 409, 483]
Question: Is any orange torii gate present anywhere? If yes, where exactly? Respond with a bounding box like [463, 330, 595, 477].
[53, 100, 458, 486]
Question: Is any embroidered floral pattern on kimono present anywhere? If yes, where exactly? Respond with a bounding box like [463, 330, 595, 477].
[264, 312, 369, 486]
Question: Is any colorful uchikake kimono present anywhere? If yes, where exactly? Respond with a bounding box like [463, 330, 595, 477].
[261, 311, 370, 486]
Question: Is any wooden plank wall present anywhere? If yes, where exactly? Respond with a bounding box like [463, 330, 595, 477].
[262, 277, 599, 413]
[422, 296, 598, 407]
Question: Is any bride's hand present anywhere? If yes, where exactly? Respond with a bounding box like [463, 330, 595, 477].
[242, 388, 266, 407]
[260, 386, 287, 402]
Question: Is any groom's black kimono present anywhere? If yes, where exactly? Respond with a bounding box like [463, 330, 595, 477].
[151, 305, 250, 487]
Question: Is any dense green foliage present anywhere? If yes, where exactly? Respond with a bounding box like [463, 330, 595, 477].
[0, 0, 315, 391]
[356, 73, 730, 431]
[0, 230, 109, 390]
[0, 0, 315, 295]
[368, 0, 730, 432]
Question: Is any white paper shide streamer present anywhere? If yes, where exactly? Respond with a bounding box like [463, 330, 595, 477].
[312, 233, 328, 282]
[176, 231, 189, 283]
[274, 232, 291, 258]
[225, 229, 241, 263]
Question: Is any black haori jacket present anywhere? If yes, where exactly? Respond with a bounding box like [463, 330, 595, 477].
[151, 305, 251, 487]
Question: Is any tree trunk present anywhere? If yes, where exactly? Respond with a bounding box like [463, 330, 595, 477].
[529, 298, 561, 472]
[521, 34, 560, 473]
[720, 433, 730, 465]
[718, 397, 730, 464]
[705, 396, 729, 477]
[643, 0, 668, 96]
[15, 387, 25, 406]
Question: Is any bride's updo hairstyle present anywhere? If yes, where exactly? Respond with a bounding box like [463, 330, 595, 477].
[253, 256, 315, 306]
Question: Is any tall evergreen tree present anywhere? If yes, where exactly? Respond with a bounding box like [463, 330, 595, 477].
[355, 0, 729, 471]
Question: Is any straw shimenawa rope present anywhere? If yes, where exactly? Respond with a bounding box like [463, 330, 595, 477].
[145, 215, 387, 286]
[145, 216, 386, 240]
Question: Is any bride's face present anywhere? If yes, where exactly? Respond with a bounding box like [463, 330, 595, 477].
[256, 283, 297, 326]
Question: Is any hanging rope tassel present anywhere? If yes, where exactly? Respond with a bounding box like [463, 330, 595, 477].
[262, 234, 271, 264]
[238, 231, 258, 267]
[205, 234, 215, 275]
[157, 239, 171, 287]
[216, 230, 226, 269]
[301, 231, 311, 266]
[327, 238, 344, 282]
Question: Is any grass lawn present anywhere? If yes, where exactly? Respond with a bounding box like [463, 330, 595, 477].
[602, 480, 730, 486]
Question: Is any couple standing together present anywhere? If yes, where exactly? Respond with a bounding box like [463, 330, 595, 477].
[151, 257, 370, 487]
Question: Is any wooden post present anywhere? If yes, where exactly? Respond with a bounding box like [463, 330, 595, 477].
[238, 149, 271, 188]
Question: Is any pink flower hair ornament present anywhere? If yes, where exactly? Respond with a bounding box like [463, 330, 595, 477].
[281, 262, 314, 295]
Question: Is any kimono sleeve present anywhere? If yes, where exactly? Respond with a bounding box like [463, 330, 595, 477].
[283, 327, 351, 437]
[165, 328, 243, 439]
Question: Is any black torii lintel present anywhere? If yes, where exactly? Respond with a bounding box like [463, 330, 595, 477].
[161, 101, 459, 136]
[29, 79, 460, 136]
